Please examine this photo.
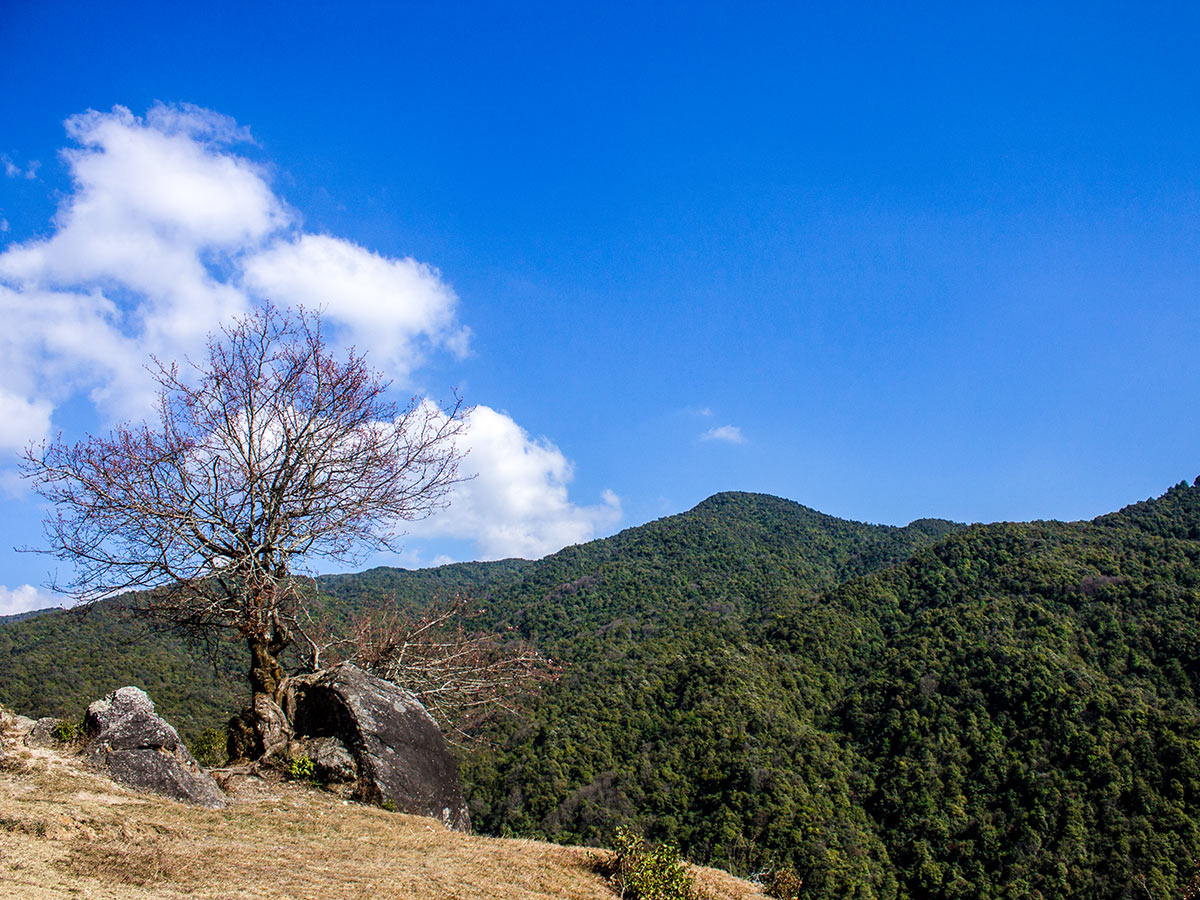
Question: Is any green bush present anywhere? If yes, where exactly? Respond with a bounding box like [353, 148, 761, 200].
[51, 718, 79, 743]
[188, 727, 228, 768]
[600, 826, 698, 900]
[286, 754, 316, 782]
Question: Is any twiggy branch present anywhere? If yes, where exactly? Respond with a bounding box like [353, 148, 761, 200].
[351, 594, 560, 744]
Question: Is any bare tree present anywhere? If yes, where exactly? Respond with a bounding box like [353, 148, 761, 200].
[21, 304, 466, 756]
[351, 596, 560, 745]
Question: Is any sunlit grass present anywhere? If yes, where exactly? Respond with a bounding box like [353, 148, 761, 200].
[0, 712, 764, 900]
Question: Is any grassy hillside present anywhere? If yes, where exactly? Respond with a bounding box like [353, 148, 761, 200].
[0, 709, 763, 900]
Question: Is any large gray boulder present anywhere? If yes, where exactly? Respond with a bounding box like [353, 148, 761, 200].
[286, 663, 470, 831]
[83, 686, 226, 808]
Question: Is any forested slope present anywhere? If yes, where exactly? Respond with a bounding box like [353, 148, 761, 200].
[441, 483, 1200, 899]
[400, 493, 963, 896]
[6, 482, 1200, 898]
[0, 559, 531, 738]
[824, 481, 1200, 898]
[0, 602, 242, 740]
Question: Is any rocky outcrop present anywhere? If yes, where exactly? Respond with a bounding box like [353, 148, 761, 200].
[286, 663, 470, 831]
[25, 716, 65, 748]
[0, 707, 29, 761]
[292, 734, 357, 783]
[83, 686, 227, 808]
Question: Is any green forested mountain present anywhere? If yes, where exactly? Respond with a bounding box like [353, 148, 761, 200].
[0, 557, 529, 738]
[0, 601, 244, 739]
[5, 483, 1200, 898]
[825, 484, 1200, 899]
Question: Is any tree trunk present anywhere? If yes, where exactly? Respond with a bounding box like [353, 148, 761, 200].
[227, 632, 293, 762]
[249, 632, 286, 703]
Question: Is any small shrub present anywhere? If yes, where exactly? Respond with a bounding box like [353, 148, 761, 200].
[51, 718, 80, 743]
[762, 865, 804, 900]
[188, 727, 228, 768]
[286, 755, 316, 782]
[381, 799, 398, 812]
[598, 826, 698, 900]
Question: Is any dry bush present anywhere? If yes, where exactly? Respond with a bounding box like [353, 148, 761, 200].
[351, 595, 561, 742]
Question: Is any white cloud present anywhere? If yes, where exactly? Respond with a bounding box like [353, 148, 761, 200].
[243, 234, 471, 380]
[0, 103, 610, 566]
[0, 386, 53, 451]
[0, 102, 467, 442]
[700, 424, 747, 444]
[0, 584, 61, 617]
[408, 404, 622, 560]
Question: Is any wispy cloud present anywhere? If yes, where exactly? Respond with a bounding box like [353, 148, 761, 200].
[1, 155, 39, 180]
[700, 424, 747, 445]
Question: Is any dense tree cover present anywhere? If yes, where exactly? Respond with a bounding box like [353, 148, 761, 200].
[0, 559, 525, 741]
[445, 484, 1200, 899]
[431, 494, 962, 897]
[0, 602, 243, 739]
[6, 482, 1200, 898]
[827, 481, 1200, 898]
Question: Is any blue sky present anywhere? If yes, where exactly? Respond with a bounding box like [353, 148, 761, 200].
[1, 1, 1198, 612]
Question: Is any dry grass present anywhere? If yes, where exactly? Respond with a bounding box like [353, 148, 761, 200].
[0, 712, 766, 900]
